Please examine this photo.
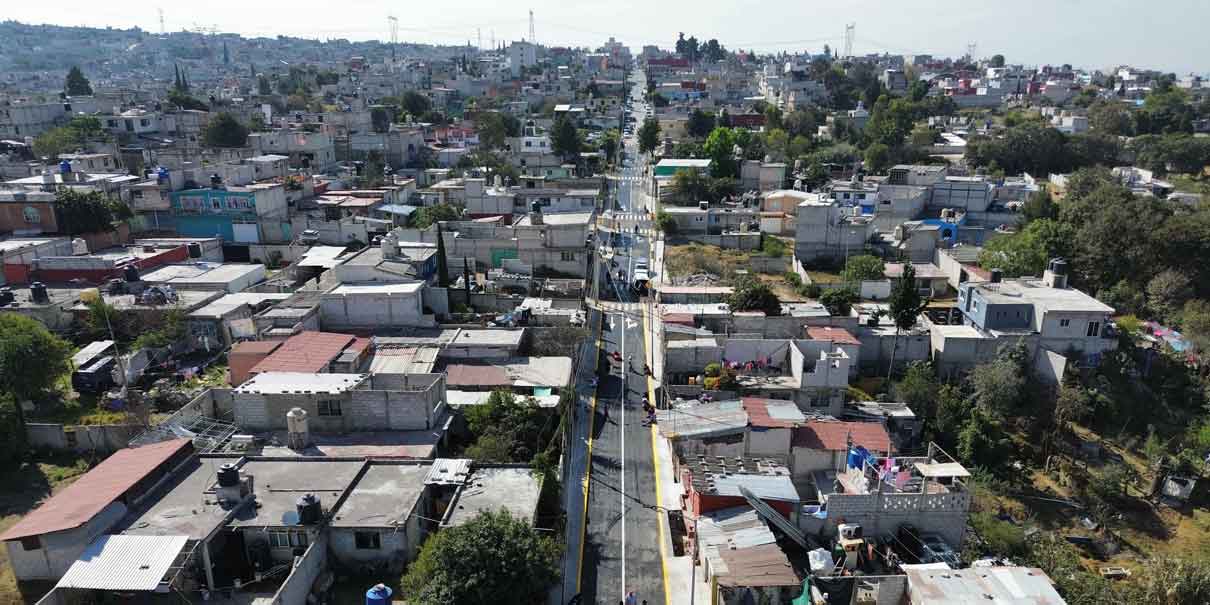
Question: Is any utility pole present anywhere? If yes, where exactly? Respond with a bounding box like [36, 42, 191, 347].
[158, 8, 165, 35]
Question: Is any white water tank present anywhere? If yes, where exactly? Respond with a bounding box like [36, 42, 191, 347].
[71, 238, 88, 255]
[286, 407, 310, 450]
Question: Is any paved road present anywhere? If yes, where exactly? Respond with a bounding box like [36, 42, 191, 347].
[570, 68, 667, 605]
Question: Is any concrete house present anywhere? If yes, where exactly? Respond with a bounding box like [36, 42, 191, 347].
[0, 439, 194, 583]
[230, 371, 447, 433]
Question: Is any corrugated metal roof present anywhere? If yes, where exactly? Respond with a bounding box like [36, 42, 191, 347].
[793, 420, 893, 453]
[657, 400, 748, 440]
[56, 534, 188, 591]
[445, 364, 511, 387]
[742, 397, 804, 428]
[425, 458, 472, 485]
[708, 474, 799, 502]
[906, 566, 1065, 604]
[0, 439, 191, 541]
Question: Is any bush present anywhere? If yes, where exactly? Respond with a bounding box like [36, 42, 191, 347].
[799, 283, 822, 299]
[783, 272, 802, 287]
[761, 236, 787, 257]
[842, 254, 885, 283]
[704, 362, 721, 377]
[820, 286, 857, 315]
[655, 211, 677, 234]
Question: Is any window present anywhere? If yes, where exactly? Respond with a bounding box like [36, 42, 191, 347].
[22, 206, 40, 224]
[561, 251, 576, 262]
[318, 399, 342, 417]
[355, 531, 382, 550]
[1086, 321, 1100, 337]
[20, 536, 40, 551]
[1059, 318, 1070, 327]
[270, 531, 308, 548]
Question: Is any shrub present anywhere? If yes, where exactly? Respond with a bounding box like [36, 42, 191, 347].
[783, 272, 802, 287]
[704, 362, 722, 377]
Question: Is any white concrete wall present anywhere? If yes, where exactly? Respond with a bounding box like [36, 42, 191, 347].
[270, 532, 329, 605]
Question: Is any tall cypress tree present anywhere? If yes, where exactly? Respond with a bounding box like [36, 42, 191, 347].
[173, 64, 182, 91]
[435, 223, 450, 287]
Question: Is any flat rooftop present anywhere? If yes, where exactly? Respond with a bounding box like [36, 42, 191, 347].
[122, 456, 243, 539]
[188, 293, 290, 318]
[328, 282, 425, 295]
[330, 462, 432, 528]
[140, 262, 265, 285]
[229, 459, 366, 528]
[514, 211, 593, 227]
[234, 372, 368, 395]
[444, 466, 541, 527]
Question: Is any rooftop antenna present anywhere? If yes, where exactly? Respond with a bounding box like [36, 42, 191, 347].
[387, 15, 399, 61]
[843, 23, 855, 59]
[157, 8, 165, 35]
[529, 9, 536, 45]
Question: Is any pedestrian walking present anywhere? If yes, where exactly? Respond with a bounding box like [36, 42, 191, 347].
[625, 592, 637, 605]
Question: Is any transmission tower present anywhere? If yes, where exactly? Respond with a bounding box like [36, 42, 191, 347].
[528, 9, 536, 44]
[966, 42, 977, 62]
[843, 23, 855, 59]
[387, 15, 399, 61]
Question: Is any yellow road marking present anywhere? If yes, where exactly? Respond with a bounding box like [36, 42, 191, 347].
[575, 310, 605, 593]
[643, 301, 672, 605]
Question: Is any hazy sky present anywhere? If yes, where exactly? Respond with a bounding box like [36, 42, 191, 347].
[4, 0, 1207, 74]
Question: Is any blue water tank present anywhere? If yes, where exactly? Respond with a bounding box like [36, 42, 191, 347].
[156, 166, 170, 183]
[58, 160, 72, 174]
[365, 584, 392, 605]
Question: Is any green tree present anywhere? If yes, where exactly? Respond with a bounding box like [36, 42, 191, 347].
[549, 116, 581, 161]
[64, 65, 93, 95]
[1020, 189, 1057, 223]
[638, 116, 661, 154]
[475, 112, 519, 151]
[601, 128, 620, 163]
[969, 351, 1026, 418]
[989, 54, 1005, 68]
[203, 113, 250, 148]
[257, 75, 272, 96]
[886, 262, 929, 377]
[686, 109, 716, 139]
[32, 116, 107, 159]
[1122, 557, 1210, 605]
[655, 211, 676, 234]
[1181, 300, 1210, 359]
[400, 90, 432, 119]
[1087, 100, 1132, 136]
[893, 361, 939, 419]
[820, 286, 857, 315]
[0, 313, 72, 453]
[370, 106, 392, 133]
[703, 127, 740, 178]
[412, 203, 461, 229]
[863, 142, 891, 174]
[435, 223, 450, 287]
[726, 274, 781, 316]
[958, 409, 1009, 469]
[978, 219, 1072, 278]
[1146, 269, 1192, 324]
[842, 255, 884, 282]
[672, 168, 709, 202]
[55, 189, 131, 234]
[401, 509, 559, 605]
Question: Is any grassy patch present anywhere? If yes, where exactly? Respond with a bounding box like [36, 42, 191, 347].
[28, 395, 128, 426]
[665, 243, 785, 285]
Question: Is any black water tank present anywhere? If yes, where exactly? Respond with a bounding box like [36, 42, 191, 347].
[0, 287, 13, 305]
[124, 265, 140, 282]
[187, 242, 203, 259]
[210, 173, 222, 189]
[990, 268, 1003, 283]
[216, 463, 240, 487]
[296, 493, 322, 524]
[30, 282, 49, 304]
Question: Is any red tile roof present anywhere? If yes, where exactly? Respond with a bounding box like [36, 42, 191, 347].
[250, 331, 356, 374]
[741, 397, 799, 428]
[0, 439, 192, 541]
[793, 420, 893, 453]
[445, 364, 511, 387]
[806, 326, 861, 346]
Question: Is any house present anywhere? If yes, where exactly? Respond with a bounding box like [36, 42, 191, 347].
[884, 262, 950, 297]
[185, 292, 291, 351]
[139, 262, 266, 293]
[936, 260, 1118, 375]
[681, 456, 800, 520]
[0, 439, 194, 582]
[443, 356, 573, 401]
[0, 236, 73, 285]
[320, 282, 434, 329]
[0, 190, 58, 234]
[168, 182, 289, 243]
[696, 508, 802, 605]
[794, 195, 874, 262]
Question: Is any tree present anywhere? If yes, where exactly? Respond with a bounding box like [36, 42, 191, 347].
[1020, 189, 1057, 223]
[979, 218, 1073, 277]
[64, 65, 93, 96]
[167, 90, 209, 111]
[863, 142, 891, 174]
[727, 274, 781, 316]
[601, 128, 620, 163]
[435, 223, 450, 287]
[32, 116, 106, 159]
[370, 106, 391, 133]
[55, 189, 131, 234]
[655, 211, 676, 234]
[202, 112, 249, 148]
[1181, 300, 1210, 359]
[969, 350, 1027, 418]
[638, 116, 661, 154]
[820, 286, 857, 315]
[893, 361, 939, 419]
[475, 112, 519, 151]
[1088, 100, 1132, 136]
[687, 109, 716, 139]
[842, 255, 884, 283]
[401, 509, 559, 605]
[549, 116, 581, 161]
[400, 90, 432, 119]
[257, 75, 272, 96]
[1122, 557, 1210, 605]
[886, 263, 929, 377]
[412, 203, 461, 229]
[703, 127, 740, 178]
[990, 54, 1006, 68]
[958, 409, 1009, 470]
[0, 313, 72, 453]
[1146, 269, 1192, 324]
